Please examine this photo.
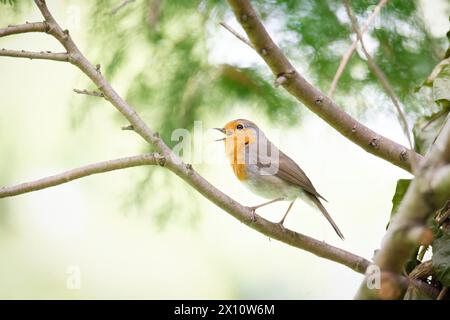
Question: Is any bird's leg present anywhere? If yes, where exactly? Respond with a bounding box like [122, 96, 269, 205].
[277, 200, 295, 231]
[248, 197, 284, 222]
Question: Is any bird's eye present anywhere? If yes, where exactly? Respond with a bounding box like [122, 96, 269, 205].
[236, 124, 244, 130]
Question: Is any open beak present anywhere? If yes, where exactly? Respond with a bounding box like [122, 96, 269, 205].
[213, 127, 226, 141]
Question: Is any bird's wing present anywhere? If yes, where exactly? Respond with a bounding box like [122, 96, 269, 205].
[274, 149, 327, 201]
[250, 139, 326, 201]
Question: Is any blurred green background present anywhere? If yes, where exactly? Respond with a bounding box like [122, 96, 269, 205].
[0, 0, 448, 299]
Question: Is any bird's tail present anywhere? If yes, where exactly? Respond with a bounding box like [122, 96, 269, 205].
[309, 195, 345, 240]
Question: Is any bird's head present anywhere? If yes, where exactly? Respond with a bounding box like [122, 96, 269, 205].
[215, 118, 260, 147]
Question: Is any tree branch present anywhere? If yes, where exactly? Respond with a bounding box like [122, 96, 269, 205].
[0, 48, 69, 62]
[355, 119, 450, 299]
[0, 0, 437, 296]
[73, 88, 105, 98]
[147, 0, 162, 29]
[111, 0, 136, 15]
[219, 21, 254, 49]
[0, 153, 162, 198]
[32, 0, 163, 150]
[342, 0, 416, 171]
[328, 0, 388, 98]
[437, 287, 448, 300]
[0, 21, 47, 37]
[226, 0, 421, 173]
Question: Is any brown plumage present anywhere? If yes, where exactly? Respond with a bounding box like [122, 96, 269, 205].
[216, 118, 345, 240]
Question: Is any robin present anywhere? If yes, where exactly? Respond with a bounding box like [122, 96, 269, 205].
[215, 118, 344, 240]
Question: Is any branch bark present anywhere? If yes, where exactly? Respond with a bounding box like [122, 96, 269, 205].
[111, 0, 135, 15]
[0, 49, 69, 62]
[226, 0, 421, 173]
[0, 153, 161, 198]
[0, 21, 47, 37]
[73, 88, 105, 97]
[356, 119, 450, 299]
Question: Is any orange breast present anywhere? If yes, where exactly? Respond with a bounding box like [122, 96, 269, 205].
[225, 136, 247, 181]
[231, 163, 247, 180]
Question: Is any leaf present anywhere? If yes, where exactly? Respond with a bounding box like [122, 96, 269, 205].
[404, 257, 421, 275]
[413, 109, 449, 156]
[432, 234, 450, 287]
[433, 63, 450, 107]
[388, 179, 411, 226]
[413, 58, 450, 155]
[386, 179, 425, 274]
[0, 0, 15, 5]
[428, 215, 443, 240]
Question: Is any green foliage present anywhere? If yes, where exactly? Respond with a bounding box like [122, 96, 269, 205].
[429, 201, 450, 288]
[280, 0, 349, 87]
[0, 0, 15, 5]
[432, 233, 450, 287]
[413, 108, 449, 155]
[389, 49, 450, 293]
[387, 179, 411, 229]
[0, 0, 29, 13]
[254, 0, 441, 112]
[413, 60, 450, 155]
[433, 63, 450, 108]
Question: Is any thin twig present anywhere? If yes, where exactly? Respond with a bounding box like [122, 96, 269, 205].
[111, 0, 135, 15]
[147, 0, 162, 29]
[328, 0, 389, 98]
[220, 21, 254, 49]
[0, 153, 160, 198]
[0, 48, 69, 62]
[73, 88, 105, 98]
[343, 0, 416, 172]
[121, 125, 135, 130]
[0, 21, 47, 37]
